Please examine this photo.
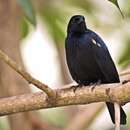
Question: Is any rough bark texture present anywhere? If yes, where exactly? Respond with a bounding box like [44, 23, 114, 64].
[0, 82, 129, 116]
[0, 1, 33, 130]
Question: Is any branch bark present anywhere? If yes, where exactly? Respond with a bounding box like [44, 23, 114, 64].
[0, 82, 129, 116]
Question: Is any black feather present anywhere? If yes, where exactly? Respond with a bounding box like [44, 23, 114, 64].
[65, 15, 126, 124]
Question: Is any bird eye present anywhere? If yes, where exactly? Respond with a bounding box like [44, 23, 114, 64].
[74, 17, 80, 22]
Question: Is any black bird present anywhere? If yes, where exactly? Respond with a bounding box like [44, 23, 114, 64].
[65, 15, 126, 124]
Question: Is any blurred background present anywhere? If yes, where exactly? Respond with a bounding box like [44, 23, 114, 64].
[0, 0, 130, 130]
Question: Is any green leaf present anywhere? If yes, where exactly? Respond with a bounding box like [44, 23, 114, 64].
[118, 39, 130, 68]
[40, 8, 66, 45]
[65, 0, 94, 13]
[21, 18, 29, 39]
[108, 0, 124, 18]
[17, 0, 36, 26]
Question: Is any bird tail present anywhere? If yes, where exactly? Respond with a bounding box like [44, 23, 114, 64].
[106, 102, 126, 124]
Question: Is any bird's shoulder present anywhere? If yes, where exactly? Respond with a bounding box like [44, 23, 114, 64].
[65, 29, 109, 53]
[84, 29, 108, 49]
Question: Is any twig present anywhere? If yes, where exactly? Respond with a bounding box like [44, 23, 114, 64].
[0, 49, 56, 98]
[0, 82, 129, 116]
[114, 103, 120, 130]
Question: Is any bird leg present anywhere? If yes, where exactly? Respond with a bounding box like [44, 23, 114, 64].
[90, 80, 101, 92]
[70, 80, 101, 92]
[70, 84, 83, 92]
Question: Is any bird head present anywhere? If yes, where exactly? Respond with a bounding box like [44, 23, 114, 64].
[67, 15, 87, 34]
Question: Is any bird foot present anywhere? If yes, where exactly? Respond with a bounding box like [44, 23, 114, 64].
[89, 79, 101, 86]
[122, 79, 130, 84]
[70, 84, 83, 92]
[90, 80, 101, 91]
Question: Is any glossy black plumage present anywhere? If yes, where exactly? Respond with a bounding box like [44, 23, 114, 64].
[65, 15, 126, 124]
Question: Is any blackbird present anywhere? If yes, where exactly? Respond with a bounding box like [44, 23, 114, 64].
[65, 15, 126, 124]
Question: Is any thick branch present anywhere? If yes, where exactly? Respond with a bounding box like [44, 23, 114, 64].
[0, 49, 56, 98]
[0, 82, 130, 116]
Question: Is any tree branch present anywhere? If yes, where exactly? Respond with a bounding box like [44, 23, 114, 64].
[0, 46, 130, 118]
[0, 49, 56, 98]
[0, 82, 130, 116]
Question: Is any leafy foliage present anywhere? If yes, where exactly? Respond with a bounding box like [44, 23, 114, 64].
[2, 0, 130, 130]
[108, 0, 124, 17]
[40, 7, 66, 44]
[17, 0, 36, 26]
[18, 0, 130, 68]
[118, 39, 130, 68]
[20, 18, 29, 38]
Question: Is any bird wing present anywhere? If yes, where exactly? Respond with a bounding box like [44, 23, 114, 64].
[88, 31, 120, 83]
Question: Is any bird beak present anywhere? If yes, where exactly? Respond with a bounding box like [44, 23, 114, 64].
[78, 17, 84, 24]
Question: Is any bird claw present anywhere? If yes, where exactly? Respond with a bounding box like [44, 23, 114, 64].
[122, 79, 130, 84]
[70, 85, 77, 92]
[90, 80, 101, 91]
[70, 84, 83, 92]
[89, 80, 101, 86]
